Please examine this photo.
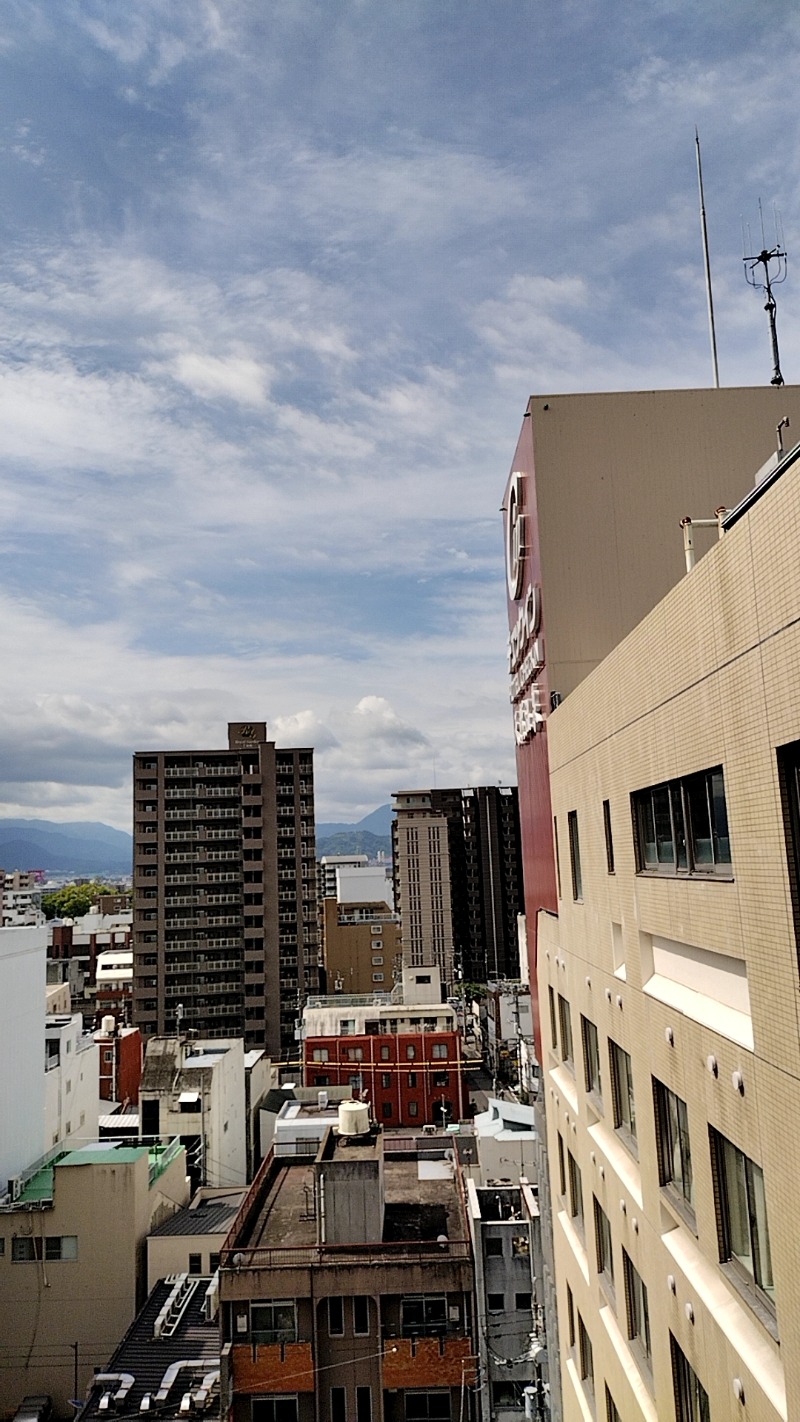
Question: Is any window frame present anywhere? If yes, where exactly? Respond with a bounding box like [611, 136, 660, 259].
[593, 1196, 614, 1297]
[581, 1015, 602, 1101]
[653, 1079, 694, 1223]
[567, 1149, 584, 1233]
[632, 765, 732, 878]
[251, 1300, 298, 1346]
[710, 1127, 776, 1323]
[603, 798, 615, 874]
[568, 809, 583, 900]
[609, 1039, 637, 1155]
[670, 1335, 710, 1422]
[623, 1251, 651, 1368]
[557, 994, 574, 1068]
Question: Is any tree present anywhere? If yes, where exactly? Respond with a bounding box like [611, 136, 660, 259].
[42, 881, 130, 921]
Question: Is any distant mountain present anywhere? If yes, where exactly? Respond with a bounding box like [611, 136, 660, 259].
[0, 820, 132, 875]
[316, 803, 392, 840]
[315, 829, 392, 858]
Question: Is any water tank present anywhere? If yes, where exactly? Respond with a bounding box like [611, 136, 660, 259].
[101, 1015, 116, 1035]
[338, 1100, 370, 1137]
[317, 1090, 329, 1110]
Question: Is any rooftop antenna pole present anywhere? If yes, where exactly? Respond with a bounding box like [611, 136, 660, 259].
[743, 200, 788, 386]
[695, 129, 720, 388]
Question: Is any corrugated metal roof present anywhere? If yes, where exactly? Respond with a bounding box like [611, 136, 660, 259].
[150, 1200, 242, 1237]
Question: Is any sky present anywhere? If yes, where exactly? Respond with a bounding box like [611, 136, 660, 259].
[1, 0, 800, 830]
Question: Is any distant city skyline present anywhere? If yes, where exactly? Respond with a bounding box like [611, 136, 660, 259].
[1, 2, 799, 829]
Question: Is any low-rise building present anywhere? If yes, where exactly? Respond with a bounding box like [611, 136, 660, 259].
[44, 1013, 99, 1151]
[1, 869, 45, 926]
[147, 1186, 245, 1289]
[302, 966, 463, 1127]
[94, 1020, 143, 1105]
[0, 1137, 188, 1414]
[139, 1037, 248, 1189]
[219, 1109, 477, 1422]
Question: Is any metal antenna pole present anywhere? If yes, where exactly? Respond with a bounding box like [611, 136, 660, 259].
[695, 130, 720, 388]
[743, 205, 788, 387]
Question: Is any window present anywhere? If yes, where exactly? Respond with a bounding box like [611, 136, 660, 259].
[581, 1016, 602, 1099]
[671, 1336, 710, 1422]
[432, 1043, 448, 1059]
[654, 1080, 693, 1215]
[553, 816, 562, 898]
[188, 1253, 202, 1274]
[548, 985, 558, 1051]
[372, 956, 384, 966]
[347, 1047, 364, 1061]
[557, 1133, 566, 1197]
[408, 1102, 419, 1118]
[252, 1400, 298, 1422]
[558, 995, 574, 1066]
[382, 1103, 392, 1119]
[381, 1045, 390, 1060]
[710, 1128, 774, 1312]
[594, 1197, 614, 1290]
[486, 1237, 503, 1257]
[409, 1072, 417, 1087]
[12, 1235, 77, 1261]
[632, 766, 731, 876]
[372, 973, 384, 982]
[313, 1048, 329, 1062]
[433, 1072, 449, 1087]
[491, 1384, 525, 1409]
[353, 1296, 369, 1334]
[251, 1301, 297, 1345]
[487, 1293, 504, 1312]
[405, 1395, 450, 1422]
[356, 1389, 372, 1422]
[515, 1292, 532, 1310]
[578, 1315, 594, 1395]
[407, 1046, 416, 1060]
[328, 1297, 344, 1336]
[401, 1295, 447, 1337]
[623, 1252, 651, 1364]
[331, 1390, 346, 1422]
[210, 1252, 220, 1272]
[568, 810, 583, 899]
[382, 1073, 391, 1088]
[603, 799, 615, 873]
[566, 1285, 575, 1349]
[609, 1040, 636, 1149]
[0, 1239, 4, 1257]
[567, 1150, 584, 1231]
[605, 1387, 622, 1422]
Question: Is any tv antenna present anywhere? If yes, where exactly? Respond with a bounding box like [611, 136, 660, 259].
[743, 200, 788, 386]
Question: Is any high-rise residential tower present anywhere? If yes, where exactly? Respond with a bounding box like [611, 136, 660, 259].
[392, 785, 523, 988]
[132, 721, 318, 1057]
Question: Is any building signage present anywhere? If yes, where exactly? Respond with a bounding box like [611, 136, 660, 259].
[505, 471, 546, 744]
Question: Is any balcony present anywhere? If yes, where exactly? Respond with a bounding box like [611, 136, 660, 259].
[381, 1337, 476, 1388]
[230, 1342, 314, 1395]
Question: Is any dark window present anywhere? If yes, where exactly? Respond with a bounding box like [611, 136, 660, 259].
[654, 1080, 694, 1215]
[578, 1314, 594, 1394]
[356, 1389, 372, 1422]
[603, 799, 615, 873]
[487, 1293, 504, 1312]
[568, 810, 583, 899]
[632, 766, 731, 877]
[594, 1197, 614, 1289]
[141, 1098, 160, 1136]
[382, 1074, 391, 1088]
[778, 739, 800, 967]
[210, 1252, 220, 1272]
[605, 1386, 622, 1422]
[710, 1128, 775, 1313]
[404, 1396, 450, 1422]
[409, 1072, 417, 1087]
[671, 1336, 710, 1422]
[252, 1401, 298, 1422]
[566, 1285, 575, 1349]
[558, 995, 574, 1066]
[382, 1102, 392, 1119]
[433, 1072, 449, 1087]
[548, 986, 558, 1051]
[553, 816, 562, 898]
[328, 1297, 344, 1336]
[251, 1301, 297, 1345]
[515, 1292, 532, 1310]
[623, 1252, 650, 1363]
[567, 1151, 584, 1231]
[486, 1238, 503, 1257]
[331, 1390, 346, 1422]
[582, 1016, 602, 1099]
[609, 1040, 636, 1149]
[401, 1295, 447, 1337]
[188, 1253, 202, 1274]
[353, 1296, 369, 1335]
[491, 1384, 525, 1408]
[557, 1133, 566, 1197]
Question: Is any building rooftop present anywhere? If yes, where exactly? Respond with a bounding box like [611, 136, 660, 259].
[76, 1275, 219, 1422]
[151, 1191, 245, 1238]
[1, 1137, 183, 1209]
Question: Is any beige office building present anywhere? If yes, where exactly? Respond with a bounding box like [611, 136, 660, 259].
[539, 436, 800, 1420]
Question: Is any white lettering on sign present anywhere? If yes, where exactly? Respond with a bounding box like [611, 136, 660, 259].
[514, 685, 545, 744]
[506, 471, 527, 599]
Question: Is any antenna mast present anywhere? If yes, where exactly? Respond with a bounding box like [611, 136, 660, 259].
[743, 201, 788, 387]
[695, 130, 720, 388]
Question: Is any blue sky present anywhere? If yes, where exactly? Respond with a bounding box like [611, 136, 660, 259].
[1, 0, 799, 828]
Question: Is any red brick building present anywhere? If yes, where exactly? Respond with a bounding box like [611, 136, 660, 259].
[304, 1029, 463, 1127]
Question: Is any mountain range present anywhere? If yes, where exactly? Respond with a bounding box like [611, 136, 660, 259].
[0, 804, 394, 875]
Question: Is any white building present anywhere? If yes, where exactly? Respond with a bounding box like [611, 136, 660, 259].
[0, 925, 46, 1193]
[1, 870, 45, 926]
[336, 863, 393, 906]
[44, 1013, 99, 1150]
[139, 1037, 248, 1188]
[317, 853, 368, 900]
[302, 962, 455, 1039]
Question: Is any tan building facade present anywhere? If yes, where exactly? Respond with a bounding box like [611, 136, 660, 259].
[539, 440, 800, 1420]
[322, 896, 401, 994]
